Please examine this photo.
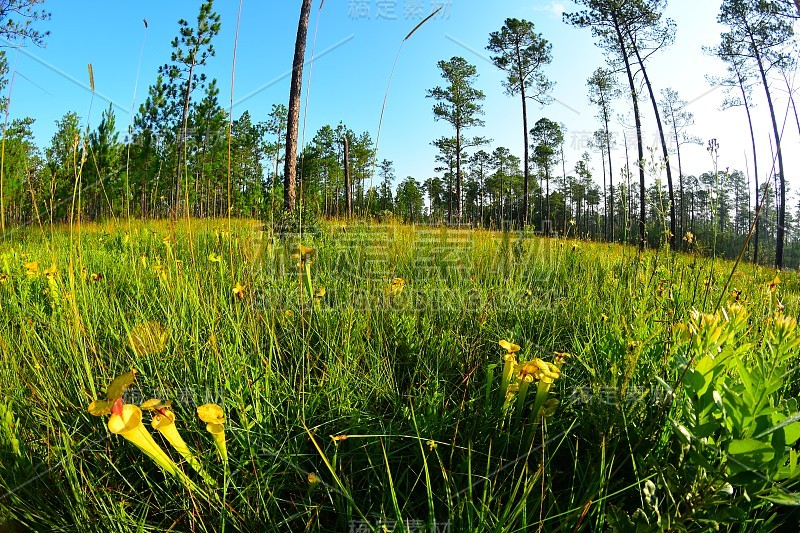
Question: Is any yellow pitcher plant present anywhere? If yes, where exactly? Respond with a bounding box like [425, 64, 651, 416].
[498, 339, 520, 402]
[106, 403, 197, 491]
[145, 400, 215, 486]
[496, 341, 568, 430]
[88, 370, 213, 491]
[197, 403, 227, 466]
[291, 244, 317, 301]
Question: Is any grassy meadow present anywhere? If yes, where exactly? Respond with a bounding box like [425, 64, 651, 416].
[0, 218, 799, 531]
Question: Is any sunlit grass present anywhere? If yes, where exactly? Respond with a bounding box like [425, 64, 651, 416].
[0, 218, 797, 531]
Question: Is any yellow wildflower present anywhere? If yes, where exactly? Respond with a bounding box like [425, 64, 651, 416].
[386, 277, 405, 295]
[44, 264, 58, 279]
[198, 403, 227, 465]
[524, 358, 560, 384]
[233, 282, 246, 300]
[140, 398, 171, 411]
[152, 264, 166, 281]
[87, 370, 196, 490]
[499, 341, 519, 397]
[514, 371, 536, 419]
[24, 261, 38, 277]
[772, 313, 796, 342]
[498, 340, 520, 354]
[197, 404, 225, 425]
[291, 244, 316, 263]
[767, 274, 780, 293]
[108, 403, 195, 489]
[553, 352, 570, 368]
[151, 407, 214, 485]
[87, 368, 137, 415]
[498, 339, 522, 397]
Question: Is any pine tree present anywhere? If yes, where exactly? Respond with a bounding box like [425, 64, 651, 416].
[487, 18, 553, 227]
[427, 57, 486, 222]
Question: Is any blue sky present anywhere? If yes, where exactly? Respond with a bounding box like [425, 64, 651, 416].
[3, 0, 798, 194]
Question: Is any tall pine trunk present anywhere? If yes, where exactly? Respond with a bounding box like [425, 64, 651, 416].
[561, 143, 567, 234]
[599, 144, 607, 240]
[666, 106, 686, 249]
[518, 42, 530, 228]
[604, 115, 614, 242]
[612, 13, 646, 251]
[179, 61, 196, 218]
[343, 135, 352, 218]
[734, 61, 759, 263]
[283, 0, 312, 213]
[627, 30, 676, 250]
[597, 87, 615, 242]
[748, 29, 785, 268]
[455, 130, 462, 222]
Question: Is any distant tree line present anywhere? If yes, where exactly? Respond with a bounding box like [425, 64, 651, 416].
[0, 0, 798, 267]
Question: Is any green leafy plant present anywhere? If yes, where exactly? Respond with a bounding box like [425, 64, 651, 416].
[0, 400, 21, 457]
[638, 305, 800, 529]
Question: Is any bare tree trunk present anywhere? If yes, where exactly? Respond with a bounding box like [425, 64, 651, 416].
[270, 123, 284, 222]
[666, 107, 686, 249]
[519, 56, 530, 228]
[538, 173, 543, 230]
[599, 145, 606, 240]
[283, 0, 312, 213]
[561, 142, 567, 235]
[602, 106, 614, 242]
[748, 29, 785, 268]
[627, 33, 676, 250]
[623, 130, 631, 243]
[612, 13, 646, 251]
[734, 61, 759, 263]
[545, 167, 550, 234]
[179, 61, 196, 219]
[447, 159, 453, 224]
[455, 130, 462, 222]
[479, 172, 484, 225]
[343, 135, 352, 218]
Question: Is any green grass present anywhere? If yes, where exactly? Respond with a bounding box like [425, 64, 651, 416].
[0, 218, 799, 532]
